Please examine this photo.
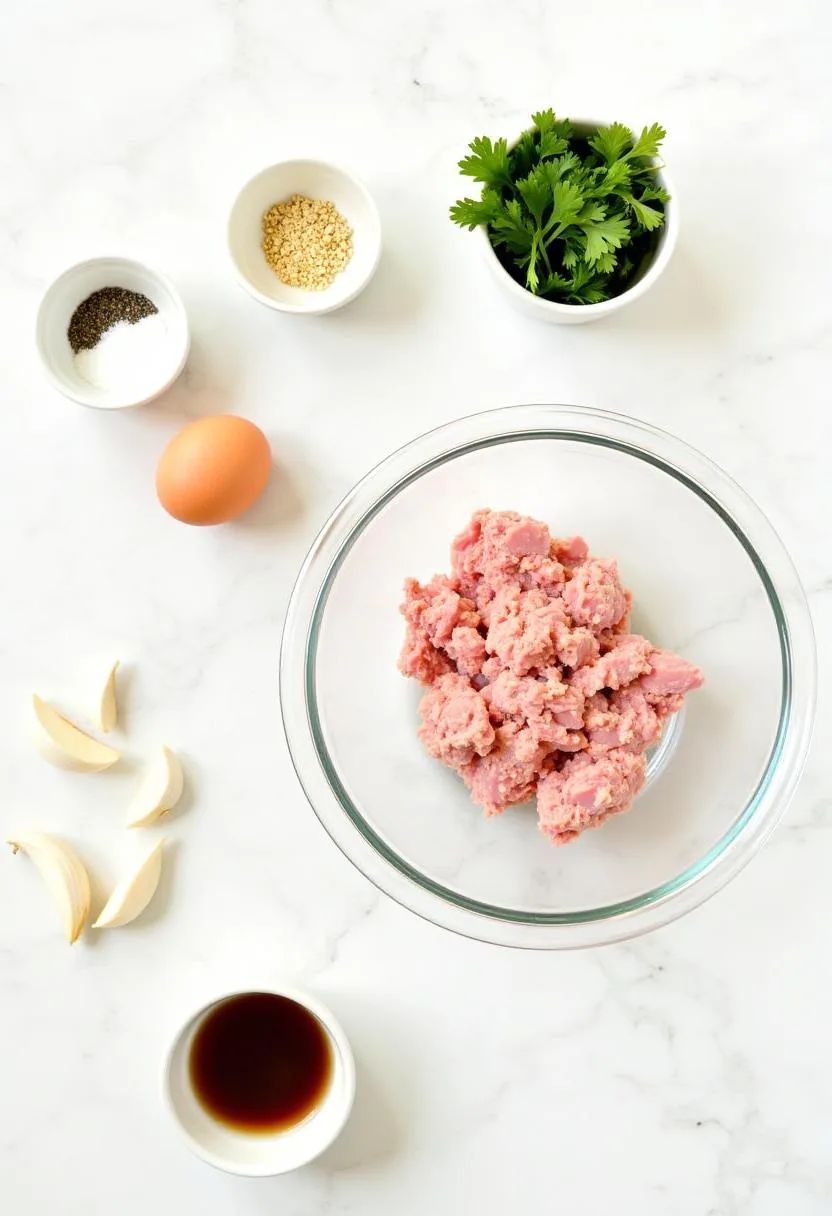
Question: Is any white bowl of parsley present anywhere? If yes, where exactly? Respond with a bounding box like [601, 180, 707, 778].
[451, 111, 678, 324]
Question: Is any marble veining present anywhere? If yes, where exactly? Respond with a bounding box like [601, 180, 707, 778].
[1, 0, 830, 1212]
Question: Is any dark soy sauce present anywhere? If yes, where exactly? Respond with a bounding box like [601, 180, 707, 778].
[189, 992, 333, 1133]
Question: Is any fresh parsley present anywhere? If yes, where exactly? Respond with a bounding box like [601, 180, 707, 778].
[450, 110, 669, 305]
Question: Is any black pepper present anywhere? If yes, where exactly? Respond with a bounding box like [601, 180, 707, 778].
[67, 287, 158, 353]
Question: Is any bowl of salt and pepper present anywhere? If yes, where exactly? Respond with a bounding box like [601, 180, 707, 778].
[36, 160, 379, 412]
[35, 256, 190, 409]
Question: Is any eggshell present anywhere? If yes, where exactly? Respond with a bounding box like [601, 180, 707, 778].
[156, 416, 272, 525]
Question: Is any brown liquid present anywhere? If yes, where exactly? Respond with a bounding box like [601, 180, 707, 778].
[188, 993, 333, 1134]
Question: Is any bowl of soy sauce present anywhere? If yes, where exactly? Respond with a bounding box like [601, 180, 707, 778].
[163, 988, 356, 1175]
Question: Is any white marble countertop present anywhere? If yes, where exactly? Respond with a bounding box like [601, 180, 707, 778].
[1, 1, 830, 1212]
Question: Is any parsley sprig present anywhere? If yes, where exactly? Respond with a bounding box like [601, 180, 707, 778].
[450, 111, 669, 305]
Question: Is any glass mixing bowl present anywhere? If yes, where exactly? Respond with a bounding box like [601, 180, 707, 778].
[280, 406, 815, 948]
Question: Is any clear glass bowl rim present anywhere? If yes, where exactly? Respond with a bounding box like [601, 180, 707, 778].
[280, 405, 816, 949]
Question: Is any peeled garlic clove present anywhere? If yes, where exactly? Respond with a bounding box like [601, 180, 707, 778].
[127, 746, 184, 828]
[7, 830, 91, 944]
[32, 694, 120, 772]
[96, 661, 120, 733]
[93, 838, 165, 929]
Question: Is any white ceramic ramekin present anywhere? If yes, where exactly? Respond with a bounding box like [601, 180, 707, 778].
[477, 119, 678, 324]
[162, 986, 356, 1176]
[35, 257, 190, 407]
[228, 159, 382, 315]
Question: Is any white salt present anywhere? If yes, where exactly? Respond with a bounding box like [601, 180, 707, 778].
[74, 313, 171, 396]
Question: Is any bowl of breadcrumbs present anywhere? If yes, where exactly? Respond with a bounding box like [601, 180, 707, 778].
[228, 160, 382, 315]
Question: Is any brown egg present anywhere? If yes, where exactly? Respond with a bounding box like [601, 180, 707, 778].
[156, 416, 272, 525]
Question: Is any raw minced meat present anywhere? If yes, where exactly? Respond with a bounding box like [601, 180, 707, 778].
[399, 509, 704, 845]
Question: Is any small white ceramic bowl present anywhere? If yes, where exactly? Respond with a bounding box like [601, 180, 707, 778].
[228, 160, 382, 315]
[35, 257, 190, 408]
[163, 987, 356, 1176]
[478, 120, 678, 325]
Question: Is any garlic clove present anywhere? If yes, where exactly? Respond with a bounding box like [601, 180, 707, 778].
[32, 694, 120, 772]
[7, 830, 91, 944]
[93, 838, 165, 929]
[127, 746, 184, 828]
[96, 660, 120, 733]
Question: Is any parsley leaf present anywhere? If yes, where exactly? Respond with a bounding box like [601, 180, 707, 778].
[516, 166, 552, 225]
[593, 251, 618, 275]
[627, 123, 666, 161]
[451, 110, 668, 304]
[574, 200, 606, 224]
[562, 243, 579, 271]
[449, 189, 502, 229]
[542, 177, 586, 236]
[540, 271, 572, 295]
[588, 122, 632, 164]
[458, 136, 512, 188]
[582, 214, 630, 264]
[545, 151, 580, 181]
[621, 193, 665, 231]
[573, 283, 608, 304]
[532, 109, 574, 142]
[566, 262, 609, 303]
[490, 198, 534, 254]
[597, 159, 631, 192]
[538, 130, 569, 159]
[641, 184, 671, 204]
[511, 129, 539, 180]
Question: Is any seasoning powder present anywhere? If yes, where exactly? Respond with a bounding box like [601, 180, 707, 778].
[261, 195, 353, 290]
